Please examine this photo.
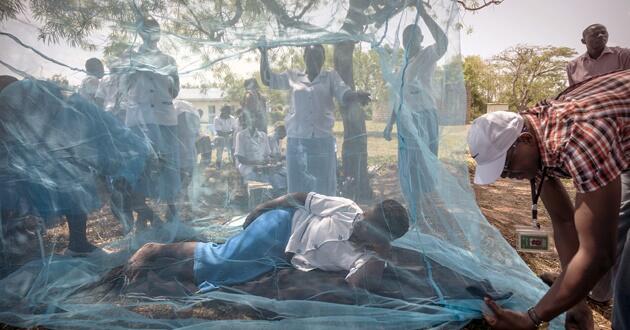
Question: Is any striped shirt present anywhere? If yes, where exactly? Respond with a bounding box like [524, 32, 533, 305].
[521, 69, 630, 193]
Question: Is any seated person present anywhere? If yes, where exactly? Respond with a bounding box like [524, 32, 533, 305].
[268, 123, 287, 161]
[234, 124, 286, 191]
[124, 192, 409, 292]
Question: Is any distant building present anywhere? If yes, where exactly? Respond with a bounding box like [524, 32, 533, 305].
[177, 88, 238, 123]
[486, 103, 509, 113]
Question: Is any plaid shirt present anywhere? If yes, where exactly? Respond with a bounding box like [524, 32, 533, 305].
[520, 69, 630, 193]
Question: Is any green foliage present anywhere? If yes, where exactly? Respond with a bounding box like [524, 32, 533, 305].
[492, 45, 577, 110]
[463, 55, 496, 119]
[47, 74, 70, 89]
[463, 45, 576, 119]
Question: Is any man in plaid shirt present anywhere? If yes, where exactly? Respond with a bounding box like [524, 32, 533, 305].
[468, 69, 630, 329]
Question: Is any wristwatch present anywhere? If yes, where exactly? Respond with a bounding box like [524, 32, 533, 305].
[527, 307, 548, 329]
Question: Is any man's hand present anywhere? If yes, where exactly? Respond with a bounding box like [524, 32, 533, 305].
[565, 301, 594, 330]
[483, 298, 536, 330]
[243, 206, 268, 229]
[357, 91, 371, 106]
[383, 123, 393, 141]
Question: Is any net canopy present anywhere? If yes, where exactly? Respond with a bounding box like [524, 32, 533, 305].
[0, 0, 560, 328]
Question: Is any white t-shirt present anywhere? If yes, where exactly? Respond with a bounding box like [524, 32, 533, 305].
[213, 115, 238, 133]
[400, 44, 441, 111]
[269, 69, 350, 138]
[287, 192, 375, 281]
[79, 75, 100, 103]
[235, 129, 271, 177]
[268, 134, 282, 157]
[95, 74, 123, 112]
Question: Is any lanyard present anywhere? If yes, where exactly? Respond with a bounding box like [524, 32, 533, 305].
[530, 167, 548, 229]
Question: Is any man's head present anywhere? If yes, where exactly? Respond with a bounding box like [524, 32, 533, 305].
[353, 199, 410, 248]
[138, 16, 161, 44]
[85, 58, 104, 79]
[0, 75, 18, 93]
[244, 78, 259, 91]
[220, 105, 232, 118]
[403, 24, 423, 58]
[303, 44, 325, 78]
[274, 123, 286, 139]
[467, 111, 541, 184]
[581, 24, 608, 54]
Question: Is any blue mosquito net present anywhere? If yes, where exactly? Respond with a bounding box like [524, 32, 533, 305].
[0, 0, 560, 329]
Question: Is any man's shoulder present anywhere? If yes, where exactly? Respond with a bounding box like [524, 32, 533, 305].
[568, 53, 586, 65]
[609, 46, 630, 56]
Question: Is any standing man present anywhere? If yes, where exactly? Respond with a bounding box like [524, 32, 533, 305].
[382, 3, 447, 221]
[213, 105, 239, 169]
[566, 23, 630, 308]
[567, 24, 630, 86]
[242, 78, 268, 133]
[259, 44, 370, 196]
[95, 59, 126, 122]
[124, 15, 181, 224]
[467, 70, 630, 329]
[79, 58, 104, 105]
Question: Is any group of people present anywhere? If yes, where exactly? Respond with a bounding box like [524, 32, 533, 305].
[469, 24, 630, 329]
[3, 5, 629, 329]
[0, 1, 448, 310]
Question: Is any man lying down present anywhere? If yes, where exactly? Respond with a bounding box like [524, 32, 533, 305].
[124, 192, 510, 305]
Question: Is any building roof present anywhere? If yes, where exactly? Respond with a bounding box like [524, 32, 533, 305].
[178, 88, 226, 101]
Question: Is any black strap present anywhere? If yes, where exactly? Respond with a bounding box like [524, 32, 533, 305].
[530, 167, 548, 229]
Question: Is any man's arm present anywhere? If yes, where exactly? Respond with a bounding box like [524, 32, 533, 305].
[418, 4, 448, 57]
[243, 192, 308, 228]
[236, 155, 262, 166]
[383, 107, 397, 141]
[534, 176, 620, 321]
[346, 257, 386, 291]
[566, 64, 576, 86]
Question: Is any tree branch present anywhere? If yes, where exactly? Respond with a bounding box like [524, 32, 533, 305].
[291, 0, 316, 20]
[457, 0, 503, 11]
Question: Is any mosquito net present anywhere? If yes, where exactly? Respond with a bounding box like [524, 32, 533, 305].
[0, 1, 560, 329]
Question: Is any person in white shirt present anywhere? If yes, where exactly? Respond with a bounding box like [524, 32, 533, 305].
[175, 100, 201, 195]
[381, 3, 447, 224]
[78, 58, 104, 105]
[235, 123, 286, 191]
[124, 192, 410, 292]
[242, 78, 268, 133]
[268, 123, 286, 160]
[259, 44, 371, 196]
[95, 61, 126, 121]
[213, 105, 239, 169]
[123, 16, 181, 224]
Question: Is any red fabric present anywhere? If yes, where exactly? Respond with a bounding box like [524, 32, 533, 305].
[521, 69, 630, 193]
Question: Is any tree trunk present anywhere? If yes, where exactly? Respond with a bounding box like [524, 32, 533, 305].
[334, 41, 372, 201]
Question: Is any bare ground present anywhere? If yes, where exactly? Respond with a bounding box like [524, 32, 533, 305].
[1, 162, 613, 329]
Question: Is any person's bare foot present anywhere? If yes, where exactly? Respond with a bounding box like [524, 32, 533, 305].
[565, 301, 594, 330]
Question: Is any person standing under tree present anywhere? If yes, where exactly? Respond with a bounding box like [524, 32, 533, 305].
[259, 44, 370, 196]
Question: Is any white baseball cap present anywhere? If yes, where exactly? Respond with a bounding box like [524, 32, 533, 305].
[467, 111, 524, 185]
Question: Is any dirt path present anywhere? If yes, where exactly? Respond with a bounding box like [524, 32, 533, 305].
[471, 177, 612, 329]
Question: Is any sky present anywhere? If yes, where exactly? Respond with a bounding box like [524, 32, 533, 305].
[1, 0, 629, 85]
